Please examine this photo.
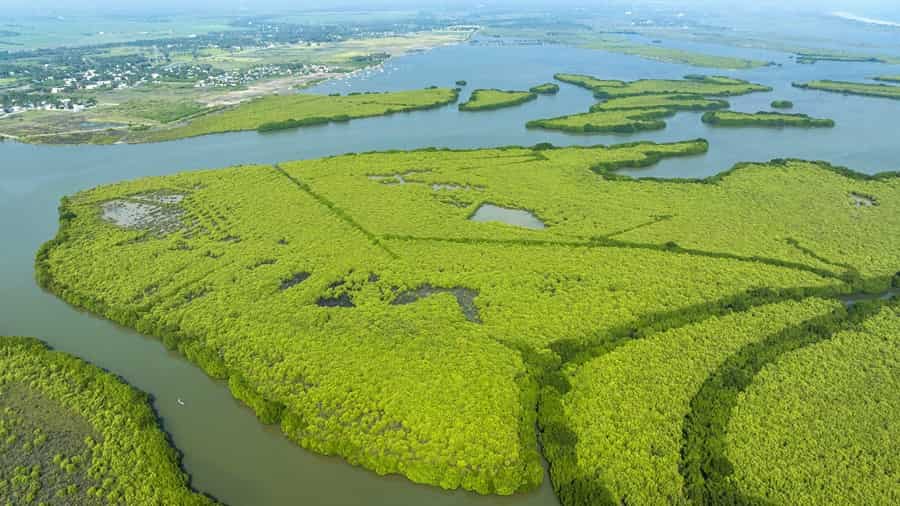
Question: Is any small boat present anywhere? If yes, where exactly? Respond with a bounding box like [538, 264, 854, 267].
[177, 398, 185, 406]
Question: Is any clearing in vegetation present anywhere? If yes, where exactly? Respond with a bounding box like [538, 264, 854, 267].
[0, 336, 215, 506]
[36, 140, 900, 501]
[793, 80, 900, 100]
[459, 89, 538, 111]
[701, 111, 835, 128]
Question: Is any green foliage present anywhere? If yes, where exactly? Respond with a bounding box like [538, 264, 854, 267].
[546, 298, 842, 504]
[0, 337, 215, 505]
[728, 302, 900, 505]
[555, 73, 771, 98]
[140, 88, 459, 141]
[528, 83, 559, 95]
[701, 110, 835, 127]
[874, 75, 900, 84]
[590, 93, 730, 112]
[538, 75, 765, 134]
[458, 89, 537, 111]
[526, 108, 672, 133]
[680, 299, 895, 505]
[34, 141, 900, 498]
[529, 94, 729, 134]
[793, 80, 900, 99]
[770, 100, 794, 109]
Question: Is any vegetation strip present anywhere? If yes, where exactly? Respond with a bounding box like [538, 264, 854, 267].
[701, 111, 835, 128]
[459, 89, 538, 111]
[793, 80, 900, 99]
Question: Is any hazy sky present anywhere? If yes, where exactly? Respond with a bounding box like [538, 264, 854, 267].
[0, 0, 897, 17]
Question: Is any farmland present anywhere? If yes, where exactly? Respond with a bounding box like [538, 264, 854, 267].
[36, 140, 900, 501]
[0, 336, 214, 505]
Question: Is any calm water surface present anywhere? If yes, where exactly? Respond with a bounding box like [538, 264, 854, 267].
[2, 36, 899, 506]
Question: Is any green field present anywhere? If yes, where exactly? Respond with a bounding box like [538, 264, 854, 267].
[459, 89, 538, 111]
[138, 88, 459, 142]
[36, 140, 900, 499]
[701, 111, 835, 128]
[0, 337, 215, 505]
[793, 80, 900, 99]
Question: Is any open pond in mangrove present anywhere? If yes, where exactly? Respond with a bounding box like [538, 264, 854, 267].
[2, 35, 899, 506]
[470, 204, 546, 230]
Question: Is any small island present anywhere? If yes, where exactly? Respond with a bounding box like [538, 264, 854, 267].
[555, 73, 772, 99]
[771, 100, 794, 109]
[529, 83, 560, 94]
[701, 111, 835, 128]
[0, 336, 215, 505]
[527, 108, 671, 133]
[456, 80, 468, 86]
[793, 80, 900, 100]
[459, 89, 538, 111]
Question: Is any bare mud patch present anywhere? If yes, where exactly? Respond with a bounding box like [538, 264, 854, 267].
[850, 192, 877, 207]
[101, 191, 187, 234]
[392, 285, 481, 323]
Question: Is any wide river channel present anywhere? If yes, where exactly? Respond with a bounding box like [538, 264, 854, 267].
[2, 35, 899, 505]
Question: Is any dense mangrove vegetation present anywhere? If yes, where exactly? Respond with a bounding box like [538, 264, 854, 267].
[528, 74, 762, 134]
[793, 80, 900, 99]
[458, 89, 538, 111]
[139, 88, 460, 142]
[554, 73, 771, 98]
[36, 141, 900, 502]
[701, 111, 835, 128]
[874, 76, 900, 84]
[529, 83, 560, 95]
[727, 302, 900, 505]
[770, 100, 794, 109]
[0, 337, 215, 505]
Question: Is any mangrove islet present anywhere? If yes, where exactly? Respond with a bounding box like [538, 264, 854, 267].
[35, 139, 900, 503]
